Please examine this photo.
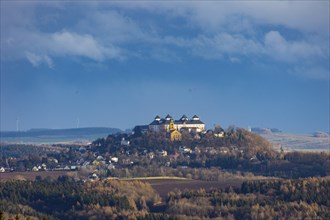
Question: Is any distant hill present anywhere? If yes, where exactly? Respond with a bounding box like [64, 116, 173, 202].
[0, 127, 122, 144]
[259, 132, 329, 152]
[313, 131, 330, 138]
[250, 127, 329, 152]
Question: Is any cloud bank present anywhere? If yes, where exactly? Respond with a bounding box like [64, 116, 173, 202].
[1, 1, 328, 79]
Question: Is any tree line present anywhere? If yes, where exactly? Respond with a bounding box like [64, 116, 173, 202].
[1, 176, 329, 219]
[166, 177, 330, 219]
[0, 176, 160, 220]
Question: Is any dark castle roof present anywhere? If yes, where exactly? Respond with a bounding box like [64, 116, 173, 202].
[180, 114, 189, 121]
[149, 114, 204, 126]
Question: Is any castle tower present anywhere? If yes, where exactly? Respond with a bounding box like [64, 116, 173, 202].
[180, 114, 189, 121]
[192, 115, 200, 120]
[165, 114, 173, 121]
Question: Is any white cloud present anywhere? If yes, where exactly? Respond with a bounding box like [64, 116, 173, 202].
[239, 1, 329, 35]
[50, 31, 120, 61]
[25, 51, 53, 68]
[190, 33, 263, 59]
[264, 31, 324, 63]
[25, 51, 42, 67]
[75, 10, 151, 44]
[163, 30, 326, 66]
[1, 3, 123, 64]
[162, 33, 264, 60]
[43, 55, 54, 68]
[4, 28, 122, 66]
[229, 57, 240, 63]
[109, 1, 329, 34]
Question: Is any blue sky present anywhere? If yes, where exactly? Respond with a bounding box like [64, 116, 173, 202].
[1, 1, 329, 133]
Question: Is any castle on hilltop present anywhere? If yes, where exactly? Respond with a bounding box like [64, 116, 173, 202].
[134, 114, 206, 141]
[149, 114, 205, 133]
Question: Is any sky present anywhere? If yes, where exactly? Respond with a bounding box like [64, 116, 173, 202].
[1, 1, 329, 134]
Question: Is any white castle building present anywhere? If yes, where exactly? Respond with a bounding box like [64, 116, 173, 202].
[149, 114, 205, 133]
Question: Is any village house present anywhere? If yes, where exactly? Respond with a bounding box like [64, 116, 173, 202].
[121, 138, 130, 146]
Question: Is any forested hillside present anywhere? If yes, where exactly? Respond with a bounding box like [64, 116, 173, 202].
[0, 176, 329, 219]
